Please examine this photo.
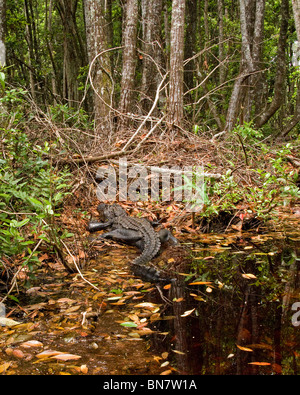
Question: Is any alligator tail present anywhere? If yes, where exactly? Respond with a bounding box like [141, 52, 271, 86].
[131, 263, 171, 283]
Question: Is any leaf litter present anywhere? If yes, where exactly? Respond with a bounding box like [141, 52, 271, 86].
[0, 243, 174, 375]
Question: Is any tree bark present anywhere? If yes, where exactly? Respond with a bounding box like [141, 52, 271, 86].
[0, 0, 5, 66]
[225, 0, 265, 131]
[167, 0, 186, 128]
[292, 0, 300, 42]
[119, 0, 138, 122]
[84, 0, 112, 137]
[140, 0, 164, 113]
[256, 0, 289, 128]
[184, 0, 197, 93]
[56, 0, 87, 106]
[281, 0, 300, 136]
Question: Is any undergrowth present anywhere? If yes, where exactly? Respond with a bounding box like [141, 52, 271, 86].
[0, 82, 299, 294]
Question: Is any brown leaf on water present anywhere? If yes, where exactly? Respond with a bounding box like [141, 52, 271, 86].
[236, 344, 253, 352]
[20, 340, 43, 349]
[36, 350, 64, 359]
[51, 353, 81, 361]
[241, 273, 257, 279]
[0, 362, 12, 373]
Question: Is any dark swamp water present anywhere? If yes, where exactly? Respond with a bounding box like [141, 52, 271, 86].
[0, 228, 299, 375]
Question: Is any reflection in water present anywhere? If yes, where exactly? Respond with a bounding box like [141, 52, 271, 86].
[151, 235, 300, 375]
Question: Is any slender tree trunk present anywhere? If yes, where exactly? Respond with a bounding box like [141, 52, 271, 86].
[218, 0, 225, 85]
[225, 0, 265, 131]
[56, 0, 87, 106]
[141, 0, 163, 113]
[84, 0, 112, 137]
[0, 0, 5, 66]
[256, 0, 289, 128]
[184, 0, 197, 93]
[167, 0, 186, 128]
[281, 0, 300, 136]
[292, 0, 300, 42]
[119, 0, 138, 122]
[24, 0, 38, 102]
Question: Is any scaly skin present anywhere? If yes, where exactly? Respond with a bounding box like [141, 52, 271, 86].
[92, 204, 169, 282]
[97, 203, 161, 266]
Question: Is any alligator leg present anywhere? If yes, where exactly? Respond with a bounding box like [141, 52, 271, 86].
[96, 228, 143, 247]
[87, 220, 112, 232]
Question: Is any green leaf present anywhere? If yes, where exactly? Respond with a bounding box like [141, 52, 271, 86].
[10, 218, 30, 228]
[120, 322, 138, 328]
[27, 196, 43, 208]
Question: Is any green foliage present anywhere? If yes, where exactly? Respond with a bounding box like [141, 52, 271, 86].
[0, 125, 72, 280]
[177, 127, 300, 221]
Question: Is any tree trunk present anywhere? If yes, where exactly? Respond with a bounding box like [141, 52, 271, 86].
[84, 0, 113, 137]
[56, 0, 87, 106]
[119, 0, 138, 123]
[292, 0, 300, 42]
[184, 0, 197, 94]
[281, 0, 300, 136]
[140, 0, 164, 113]
[0, 0, 5, 66]
[225, 0, 265, 131]
[256, 0, 289, 128]
[167, 0, 186, 128]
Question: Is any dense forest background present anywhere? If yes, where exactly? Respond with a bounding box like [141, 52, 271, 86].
[0, 0, 299, 143]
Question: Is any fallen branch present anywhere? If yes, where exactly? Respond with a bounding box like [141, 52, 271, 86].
[60, 149, 135, 164]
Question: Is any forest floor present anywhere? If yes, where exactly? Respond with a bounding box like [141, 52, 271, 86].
[0, 131, 299, 375]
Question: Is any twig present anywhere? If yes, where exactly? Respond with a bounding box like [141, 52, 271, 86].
[60, 239, 100, 292]
[0, 239, 43, 304]
[121, 72, 169, 151]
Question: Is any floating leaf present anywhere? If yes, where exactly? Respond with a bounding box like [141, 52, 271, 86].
[237, 344, 254, 352]
[120, 322, 138, 328]
[241, 273, 257, 279]
[0, 362, 12, 373]
[36, 350, 64, 359]
[189, 281, 212, 285]
[51, 353, 81, 361]
[181, 308, 195, 317]
[0, 317, 21, 327]
[80, 364, 88, 374]
[134, 302, 159, 310]
[20, 340, 43, 348]
[172, 349, 185, 355]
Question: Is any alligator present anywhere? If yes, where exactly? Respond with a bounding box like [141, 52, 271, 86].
[87, 203, 177, 282]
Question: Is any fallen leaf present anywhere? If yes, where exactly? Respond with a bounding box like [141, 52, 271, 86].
[181, 308, 195, 317]
[241, 273, 257, 279]
[120, 322, 138, 328]
[134, 302, 159, 310]
[188, 281, 212, 286]
[80, 364, 88, 374]
[51, 353, 81, 361]
[0, 317, 21, 327]
[36, 350, 64, 359]
[237, 344, 254, 352]
[248, 362, 271, 366]
[160, 369, 172, 375]
[12, 349, 25, 359]
[20, 340, 43, 349]
[0, 362, 12, 373]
